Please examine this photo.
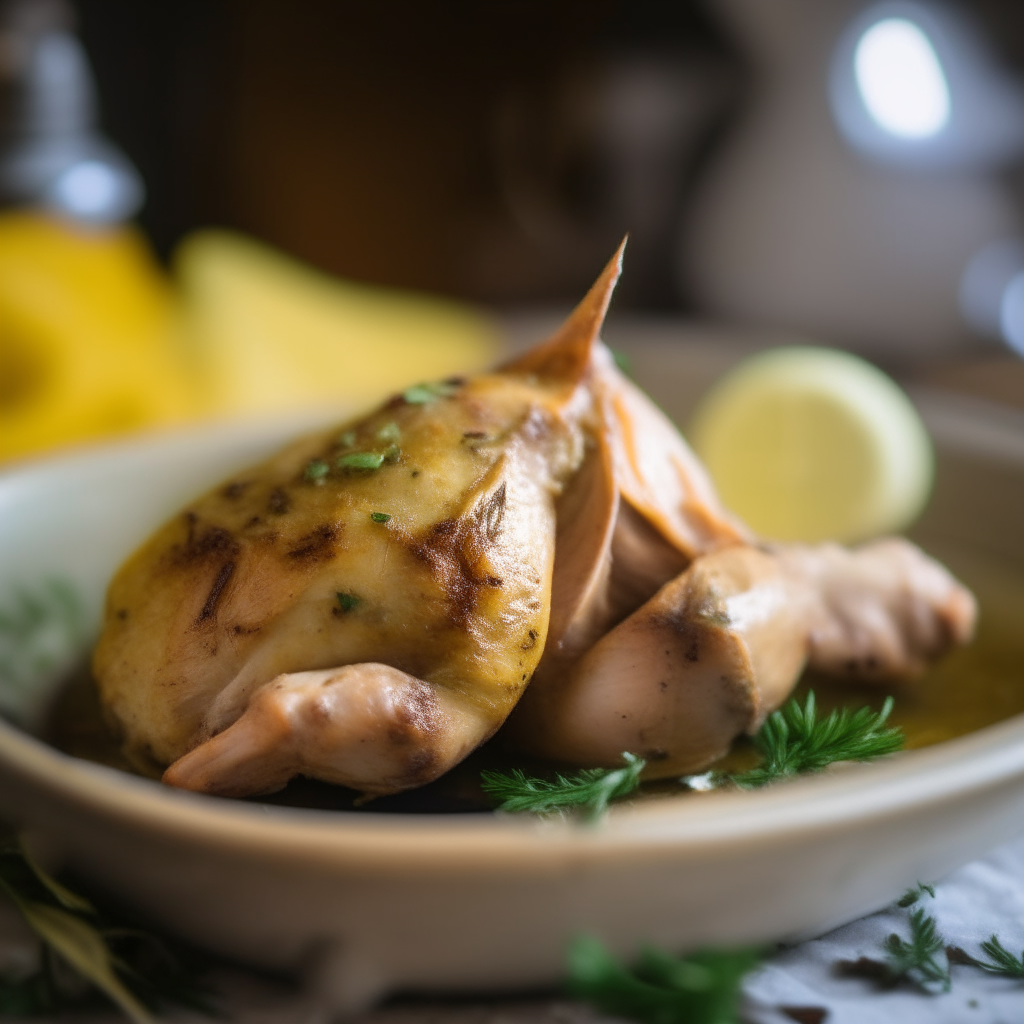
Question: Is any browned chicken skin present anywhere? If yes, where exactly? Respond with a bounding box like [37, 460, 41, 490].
[92, 244, 976, 797]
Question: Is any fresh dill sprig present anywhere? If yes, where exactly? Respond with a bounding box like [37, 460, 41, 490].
[897, 882, 936, 908]
[973, 935, 1024, 977]
[480, 752, 646, 820]
[566, 934, 761, 1024]
[0, 837, 216, 1022]
[691, 692, 905, 790]
[881, 907, 951, 993]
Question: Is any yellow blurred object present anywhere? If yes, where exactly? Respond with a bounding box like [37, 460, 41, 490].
[690, 346, 934, 543]
[175, 230, 499, 417]
[0, 212, 195, 463]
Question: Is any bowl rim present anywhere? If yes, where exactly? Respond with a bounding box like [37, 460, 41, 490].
[3, 388, 1024, 875]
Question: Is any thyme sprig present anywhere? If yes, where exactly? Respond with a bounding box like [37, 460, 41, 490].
[480, 752, 646, 820]
[566, 935, 761, 1024]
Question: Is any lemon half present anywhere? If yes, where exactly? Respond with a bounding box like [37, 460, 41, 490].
[690, 346, 933, 543]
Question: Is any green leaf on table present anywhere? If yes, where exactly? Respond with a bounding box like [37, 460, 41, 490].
[481, 752, 646, 820]
[839, 906, 951, 994]
[566, 934, 761, 1024]
[881, 907, 951, 993]
[896, 882, 935, 908]
[973, 934, 1024, 977]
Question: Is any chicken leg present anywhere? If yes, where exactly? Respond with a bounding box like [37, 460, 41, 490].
[509, 539, 976, 776]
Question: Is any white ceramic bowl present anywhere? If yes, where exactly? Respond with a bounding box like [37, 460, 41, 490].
[1, 368, 1024, 1011]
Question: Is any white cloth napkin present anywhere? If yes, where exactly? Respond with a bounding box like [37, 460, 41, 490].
[743, 831, 1024, 1023]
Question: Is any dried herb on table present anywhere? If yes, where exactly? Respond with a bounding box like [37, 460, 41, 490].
[480, 752, 645, 820]
[0, 837, 216, 1021]
[566, 934, 761, 1024]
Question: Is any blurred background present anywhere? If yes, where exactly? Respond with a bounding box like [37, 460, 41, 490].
[7, 0, 1024, 462]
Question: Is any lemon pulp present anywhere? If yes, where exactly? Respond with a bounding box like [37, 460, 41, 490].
[690, 346, 933, 543]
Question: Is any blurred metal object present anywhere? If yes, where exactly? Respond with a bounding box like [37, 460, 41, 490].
[830, 2, 1024, 169]
[681, 0, 1024, 357]
[0, 0, 142, 223]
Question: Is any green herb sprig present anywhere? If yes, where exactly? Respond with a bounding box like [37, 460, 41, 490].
[946, 934, 1024, 978]
[480, 752, 645, 820]
[881, 907, 951, 993]
[897, 882, 936, 908]
[566, 935, 761, 1024]
[687, 692, 905, 791]
[0, 838, 215, 1021]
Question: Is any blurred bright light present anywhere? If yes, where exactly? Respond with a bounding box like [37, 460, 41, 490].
[52, 160, 120, 217]
[854, 18, 950, 138]
[1000, 271, 1024, 355]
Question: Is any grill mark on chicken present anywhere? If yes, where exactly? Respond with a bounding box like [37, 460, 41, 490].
[484, 483, 507, 541]
[196, 561, 236, 624]
[286, 523, 340, 562]
[222, 481, 250, 500]
[175, 514, 240, 566]
[408, 493, 506, 626]
[267, 488, 291, 515]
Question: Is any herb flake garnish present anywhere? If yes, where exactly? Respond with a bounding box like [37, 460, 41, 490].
[369, 512, 392, 524]
[338, 451, 386, 471]
[335, 592, 361, 613]
[403, 380, 461, 405]
[480, 752, 645, 820]
[566, 934, 761, 1024]
[377, 421, 401, 442]
[686, 692, 904, 791]
[337, 430, 357, 448]
[303, 459, 329, 484]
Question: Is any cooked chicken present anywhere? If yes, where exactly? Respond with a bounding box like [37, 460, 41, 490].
[92, 244, 976, 797]
[507, 540, 976, 775]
